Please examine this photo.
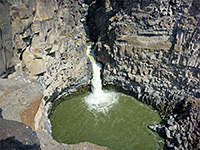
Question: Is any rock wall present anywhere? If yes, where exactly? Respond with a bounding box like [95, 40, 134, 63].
[0, 1, 14, 76]
[87, 0, 200, 149]
[0, 1, 99, 149]
[87, 0, 200, 109]
[0, 0, 199, 149]
[0, 0, 91, 102]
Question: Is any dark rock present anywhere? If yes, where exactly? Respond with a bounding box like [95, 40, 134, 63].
[87, 0, 200, 112]
[0, 1, 14, 77]
[0, 108, 2, 118]
[0, 118, 40, 150]
[86, 0, 200, 146]
[187, 133, 193, 141]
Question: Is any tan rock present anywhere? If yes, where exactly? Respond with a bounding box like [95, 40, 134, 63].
[18, 5, 32, 19]
[21, 94, 43, 130]
[23, 49, 33, 66]
[0, 76, 43, 129]
[35, 0, 58, 21]
[31, 34, 42, 50]
[117, 35, 172, 51]
[12, 18, 24, 34]
[14, 35, 25, 50]
[31, 21, 41, 34]
[148, 20, 153, 26]
[23, 49, 45, 75]
[28, 58, 45, 75]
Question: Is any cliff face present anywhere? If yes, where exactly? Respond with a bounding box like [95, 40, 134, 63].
[0, 0, 91, 101]
[0, 0, 96, 149]
[87, 0, 200, 149]
[87, 0, 200, 108]
[0, 1, 14, 76]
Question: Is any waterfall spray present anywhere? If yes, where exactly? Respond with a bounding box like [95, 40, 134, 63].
[84, 45, 118, 114]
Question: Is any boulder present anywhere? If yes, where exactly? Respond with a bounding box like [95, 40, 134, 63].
[0, 117, 40, 150]
[0, 76, 43, 129]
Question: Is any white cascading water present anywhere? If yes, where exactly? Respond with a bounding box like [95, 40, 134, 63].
[84, 45, 118, 114]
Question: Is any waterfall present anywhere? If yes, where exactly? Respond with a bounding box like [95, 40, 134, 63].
[81, 1, 118, 114]
[84, 45, 118, 114]
[86, 45, 103, 95]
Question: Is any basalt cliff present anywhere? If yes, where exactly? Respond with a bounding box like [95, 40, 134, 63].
[87, 0, 200, 149]
[0, 0, 199, 150]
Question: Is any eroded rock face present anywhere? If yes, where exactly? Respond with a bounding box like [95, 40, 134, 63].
[0, 1, 92, 149]
[88, 0, 200, 103]
[0, 0, 91, 101]
[163, 102, 200, 149]
[87, 0, 200, 149]
[0, 1, 14, 76]
[87, 0, 200, 110]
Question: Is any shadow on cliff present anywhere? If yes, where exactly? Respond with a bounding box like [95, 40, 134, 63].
[86, 0, 125, 43]
[0, 137, 40, 150]
[0, 108, 41, 150]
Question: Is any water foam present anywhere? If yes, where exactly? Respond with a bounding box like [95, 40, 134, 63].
[84, 90, 118, 114]
[84, 45, 118, 114]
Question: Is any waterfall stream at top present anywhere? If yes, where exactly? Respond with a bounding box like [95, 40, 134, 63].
[84, 45, 118, 114]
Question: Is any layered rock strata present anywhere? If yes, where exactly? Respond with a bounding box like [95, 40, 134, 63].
[86, 0, 200, 149]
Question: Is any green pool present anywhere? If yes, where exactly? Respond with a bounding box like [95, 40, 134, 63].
[50, 91, 164, 150]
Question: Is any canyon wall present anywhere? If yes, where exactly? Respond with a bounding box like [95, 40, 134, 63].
[0, 1, 14, 76]
[87, 0, 200, 149]
[87, 0, 200, 111]
[0, 1, 95, 149]
[0, 0, 91, 102]
[86, 0, 200, 149]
